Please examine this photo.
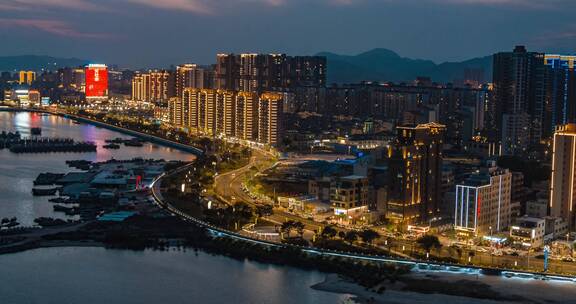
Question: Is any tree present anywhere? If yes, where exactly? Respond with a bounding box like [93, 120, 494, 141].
[321, 225, 338, 239]
[359, 229, 380, 245]
[417, 235, 442, 253]
[344, 231, 358, 245]
[281, 220, 295, 238]
[293, 221, 305, 238]
[338, 231, 346, 240]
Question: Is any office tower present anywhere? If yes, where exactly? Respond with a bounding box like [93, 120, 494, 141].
[493, 46, 546, 155]
[176, 64, 205, 98]
[550, 123, 576, 231]
[18, 71, 36, 85]
[258, 93, 283, 146]
[387, 122, 445, 224]
[454, 165, 512, 236]
[544, 55, 576, 138]
[85, 64, 108, 100]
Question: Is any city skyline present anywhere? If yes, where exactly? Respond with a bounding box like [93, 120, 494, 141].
[0, 0, 575, 67]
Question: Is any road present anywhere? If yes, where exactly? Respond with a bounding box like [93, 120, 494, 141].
[152, 162, 576, 283]
[213, 149, 325, 233]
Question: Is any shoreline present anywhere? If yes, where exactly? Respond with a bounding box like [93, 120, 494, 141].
[0, 108, 204, 156]
[311, 270, 576, 304]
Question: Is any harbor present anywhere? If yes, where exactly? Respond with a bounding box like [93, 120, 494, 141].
[0, 111, 196, 226]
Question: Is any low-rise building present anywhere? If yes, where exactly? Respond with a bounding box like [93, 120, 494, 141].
[510, 216, 546, 247]
[331, 175, 369, 219]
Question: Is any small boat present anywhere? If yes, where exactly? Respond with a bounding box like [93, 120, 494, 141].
[32, 187, 58, 196]
[72, 121, 81, 125]
[103, 143, 121, 149]
[105, 138, 124, 144]
[124, 140, 143, 147]
[31, 127, 42, 135]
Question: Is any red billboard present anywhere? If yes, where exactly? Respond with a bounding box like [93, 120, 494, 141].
[85, 64, 108, 98]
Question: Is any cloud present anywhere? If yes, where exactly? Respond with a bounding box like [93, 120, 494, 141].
[0, 18, 111, 38]
[324, 0, 570, 9]
[0, 0, 103, 11]
[0, 0, 289, 14]
[124, 0, 287, 13]
[123, 0, 212, 13]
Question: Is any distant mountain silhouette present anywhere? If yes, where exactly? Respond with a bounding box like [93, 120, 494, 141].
[0, 55, 89, 72]
[317, 48, 493, 84]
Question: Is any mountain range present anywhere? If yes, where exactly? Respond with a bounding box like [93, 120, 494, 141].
[0, 55, 88, 72]
[0, 50, 493, 84]
[316, 48, 493, 84]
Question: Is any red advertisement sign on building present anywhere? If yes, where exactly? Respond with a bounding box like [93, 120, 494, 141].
[85, 64, 108, 98]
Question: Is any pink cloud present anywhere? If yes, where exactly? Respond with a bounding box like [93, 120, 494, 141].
[123, 0, 212, 13]
[0, 18, 111, 38]
[0, 0, 103, 11]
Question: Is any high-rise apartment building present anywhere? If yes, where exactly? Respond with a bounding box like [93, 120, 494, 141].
[176, 64, 205, 98]
[215, 53, 326, 93]
[18, 71, 36, 85]
[550, 123, 576, 231]
[150, 70, 174, 102]
[172, 89, 282, 146]
[493, 46, 546, 155]
[454, 165, 512, 236]
[544, 55, 576, 138]
[258, 93, 283, 146]
[387, 122, 445, 224]
[131, 70, 174, 102]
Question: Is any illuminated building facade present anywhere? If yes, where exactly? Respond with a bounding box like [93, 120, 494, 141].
[258, 93, 283, 146]
[550, 123, 576, 231]
[18, 71, 36, 85]
[131, 70, 174, 102]
[172, 89, 283, 146]
[176, 64, 204, 98]
[85, 64, 108, 100]
[544, 55, 576, 137]
[454, 165, 512, 236]
[387, 122, 445, 224]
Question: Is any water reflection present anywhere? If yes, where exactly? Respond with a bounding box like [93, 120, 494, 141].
[0, 111, 195, 225]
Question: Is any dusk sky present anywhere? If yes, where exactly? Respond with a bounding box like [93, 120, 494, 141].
[0, 0, 575, 68]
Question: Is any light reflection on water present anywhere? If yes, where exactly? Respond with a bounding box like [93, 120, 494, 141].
[0, 247, 350, 304]
[0, 111, 195, 226]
